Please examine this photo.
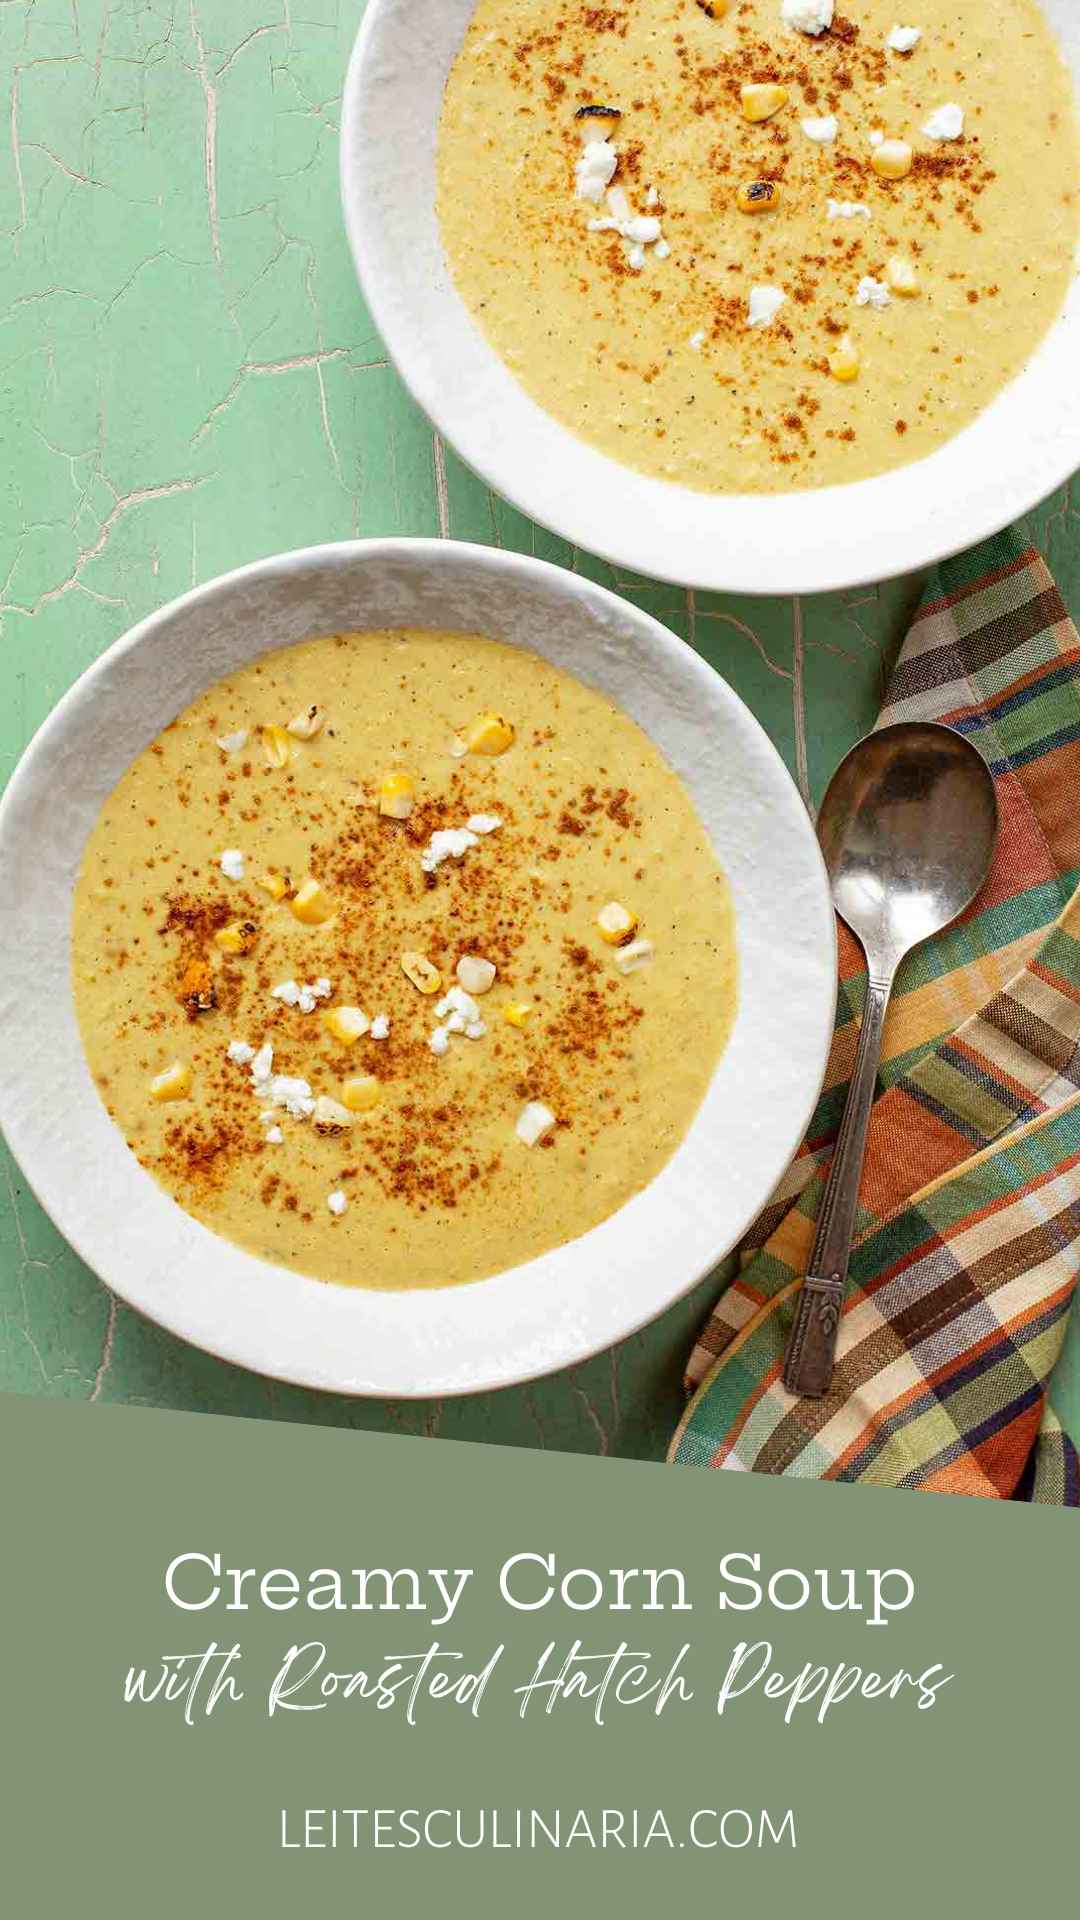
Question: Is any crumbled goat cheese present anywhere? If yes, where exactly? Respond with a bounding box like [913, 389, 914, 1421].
[801, 115, 838, 143]
[575, 138, 618, 205]
[250, 1043, 274, 1086]
[827, 199, 872, 220]
[266, 1076, 316, 1119]
[645, 185, 659, 207]
[271, 977, 332, 1014]
[421, 818, 501, 873]
[219, 848, 245, 881]
[264, 1126, 283, 1145]
[747, 284, 787, 329]
[242, 1041, 316, 1120]
[689, 329, 706, 350]
[421, 826, 478, 873]
[922, 103, 963, 140]
[429, 985, 487, 1055]
[588, 186, 668, 270]
[887, 25, 922, 53]
[216, 730, 249, 754]
[327, 1190, 348, 1217]
[516, 1101, 557, 1148]
[855, 276, 892, 309]
[227, 1040, 255, 1066]
[782, 0, 833, 35]
[869, 130, 885, 148]
[370, 1014, 390, 1040]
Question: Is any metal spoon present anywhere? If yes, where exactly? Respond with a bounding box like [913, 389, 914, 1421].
[782, 721, 998, 1400]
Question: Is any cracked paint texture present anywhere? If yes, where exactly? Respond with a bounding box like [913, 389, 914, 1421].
[1, 0, 1077, 1455]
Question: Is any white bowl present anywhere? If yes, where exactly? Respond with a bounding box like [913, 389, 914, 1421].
[0, 541, 835, 1396]
[341, 0, 1080, 597]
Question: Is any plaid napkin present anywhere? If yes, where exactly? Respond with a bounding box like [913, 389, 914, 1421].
[671, 530, 1080, 1503]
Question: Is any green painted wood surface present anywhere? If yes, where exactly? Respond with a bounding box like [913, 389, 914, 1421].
[1, 0, 1077, 1456]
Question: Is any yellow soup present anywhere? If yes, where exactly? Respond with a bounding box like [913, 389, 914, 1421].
[437, 0, 1080, 492]
[72, 630, 737, 1291]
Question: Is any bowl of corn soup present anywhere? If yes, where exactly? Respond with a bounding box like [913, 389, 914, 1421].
[342, 0, 1080, 593]
[0, 540, 834, 1396]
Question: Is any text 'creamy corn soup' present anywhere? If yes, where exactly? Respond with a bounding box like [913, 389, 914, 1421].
[72, 631, 737, 1291]
[437, 0, 1080, 492]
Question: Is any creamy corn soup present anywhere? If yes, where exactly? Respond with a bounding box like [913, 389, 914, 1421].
[437, 0, 1080, 491]
[72, 631, 736, 1291]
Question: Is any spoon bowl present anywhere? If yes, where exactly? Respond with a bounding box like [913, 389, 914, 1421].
[819, 722, 999, 979]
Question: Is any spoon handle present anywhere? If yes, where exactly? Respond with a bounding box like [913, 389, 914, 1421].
[782, 975, 892, 1399]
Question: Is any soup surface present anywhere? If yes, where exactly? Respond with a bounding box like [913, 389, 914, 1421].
[437, 0, 1080, 492]
[72, 630, 736, 1290]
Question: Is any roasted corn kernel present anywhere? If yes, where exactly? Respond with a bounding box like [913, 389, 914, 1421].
[261, 724, 292, 768]
[740, 83, 788, 124]
[465, 711, 515, 756]
[828, 332, 860, 382]
[312, 1094, 354, 1134]
[213, 919, 258, 955]
[342, 1075, 381, 1113]
[257, 870, 289, 901]
[289, 877, 335, 926]
[378, 770, 416, 820]
[320, 1005, 371, 1047]
[596, 901, 638, 946]
[886, 254, 920, 296]
[456, 954, 496, 995]
[516, 1101, 556, 1147]
[150, 1061, 191, 1102]
[400, 951, 442, 995]
[503, 1001, 534, 1028]
[286, 703, 324, 740]
[737, 179, 781, 214]
[871, 139, 913, 181]
[614, 937, 655, 975]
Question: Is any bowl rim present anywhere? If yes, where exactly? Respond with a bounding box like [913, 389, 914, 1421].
[0, 536, 837, 1397]
[340, 0, 1080, 597]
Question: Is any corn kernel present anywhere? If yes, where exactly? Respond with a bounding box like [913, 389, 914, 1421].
[737, 179, 781, 215]
[871, 139, 913, 181]
[257, 870, 289, 901]
[312, 1095, 354, 1134]
[150, 1061, 191, 1102]
[503, 1001, 534, 1028]
[516, 1100, 556, 1147]
[740, 83, 788, 124]
[378, 770, 416, 820]
[342, 1075, 381, 1114]
[596, 901, 638, 946]
[828, 332, 860, 382]
[886, 255, 920, 296]
[261, 724, 293, 768]
[615, 937, 655, 975]
[320, 1005, 371, 1047]
[400, 951, 442, 995]
[289, 877, 335, 926]
[465, 711, 515, 756]
[213, 919, 258, 955]
[286, 703, 324, 740]
[177, 958, 216, 1015]
[456, 954, 497, 995]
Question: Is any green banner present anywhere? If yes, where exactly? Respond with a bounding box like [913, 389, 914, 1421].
[4, 1390, 1077, 1914]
